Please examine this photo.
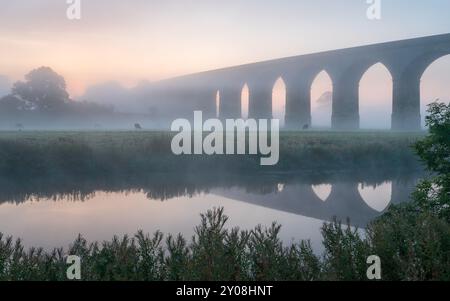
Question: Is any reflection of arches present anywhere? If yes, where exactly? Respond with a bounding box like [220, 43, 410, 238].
[321, 183, 382, 225]
[213, 182, 383, 228]
[272, 77, 286, 126]
[359, 63, 393, 129]
[310, 70, 333, 128]
[420, 54, 450, 128]
[241, 84, 249, 119]
[358, 182, 392, 212]
[312, 184, 332, 202]
[215, 90, 220, 118]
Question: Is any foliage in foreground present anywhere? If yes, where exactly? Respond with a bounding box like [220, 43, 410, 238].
[413, 102, 450, 222]
[0, 206, 449, 281]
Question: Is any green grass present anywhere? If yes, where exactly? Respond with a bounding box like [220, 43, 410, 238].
[0, 131, 424, 179]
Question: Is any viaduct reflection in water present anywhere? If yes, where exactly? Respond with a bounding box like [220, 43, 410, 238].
[211, 180, 418, 228]
[0, 172, 420, 228]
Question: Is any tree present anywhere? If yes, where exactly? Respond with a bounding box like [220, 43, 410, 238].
[0, 95, 28, 113]
[11, 67, 69, 111]
[413, 102, 450, 221]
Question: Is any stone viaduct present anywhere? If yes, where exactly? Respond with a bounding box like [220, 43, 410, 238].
[151, 33, 450, 130]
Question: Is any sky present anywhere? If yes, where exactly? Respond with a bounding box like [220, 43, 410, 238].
[0, 0, 449, 127]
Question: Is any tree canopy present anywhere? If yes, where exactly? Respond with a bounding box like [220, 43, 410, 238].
[11, 67, 69, 111]
[414, 102, 450, 221]
[0, 67, 114, 121]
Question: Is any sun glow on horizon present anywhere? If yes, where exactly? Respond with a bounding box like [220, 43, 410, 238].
[0, 0, 449, 116]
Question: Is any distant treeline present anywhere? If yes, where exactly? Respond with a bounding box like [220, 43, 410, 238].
[0, 67, 126, 128]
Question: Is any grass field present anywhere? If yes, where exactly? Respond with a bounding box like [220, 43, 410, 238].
[0, 130, 424, 178]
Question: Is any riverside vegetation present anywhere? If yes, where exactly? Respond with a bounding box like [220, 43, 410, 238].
[0, 131, 422, 179]
[0, 102, 448, 281]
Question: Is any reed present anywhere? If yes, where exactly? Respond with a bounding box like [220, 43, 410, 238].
[0, 206, 449, 281]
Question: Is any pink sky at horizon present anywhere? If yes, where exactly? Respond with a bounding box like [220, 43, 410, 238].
[1, 0, 449, 129]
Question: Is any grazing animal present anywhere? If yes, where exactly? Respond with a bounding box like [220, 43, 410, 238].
[134, 123, 142, 130]
[302, 124, 309, 130]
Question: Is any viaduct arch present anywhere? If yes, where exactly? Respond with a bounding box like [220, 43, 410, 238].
[153, 34, 450, 131]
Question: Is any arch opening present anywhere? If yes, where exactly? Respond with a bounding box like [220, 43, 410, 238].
[272, 77, 286, 126]
[359, 63, 393, 129]
[420, 54, 450, 128]
[310, 71, 333, 129]
[241, 84, 249, 119]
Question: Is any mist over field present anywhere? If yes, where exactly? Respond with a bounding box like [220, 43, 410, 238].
[0, 75, 9, 97]
[0, 1, 449, 283]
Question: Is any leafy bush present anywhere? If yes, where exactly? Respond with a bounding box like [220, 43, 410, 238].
[367, 206, 450, 281]
[1, 206, 449, 281]
[413, 102, 450, 222]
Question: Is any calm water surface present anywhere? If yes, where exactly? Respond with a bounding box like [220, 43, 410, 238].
[0, 172, 420, 252]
